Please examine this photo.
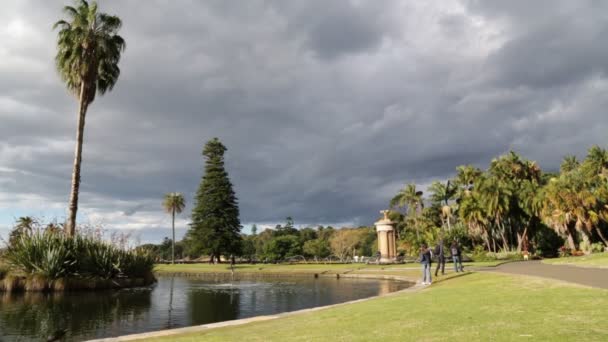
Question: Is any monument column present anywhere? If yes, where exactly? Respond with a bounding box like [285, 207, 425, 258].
[374, 210, 397, 263]
[388, 230, 395, 258]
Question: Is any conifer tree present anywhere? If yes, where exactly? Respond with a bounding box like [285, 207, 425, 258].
[187, 138, 242, 263]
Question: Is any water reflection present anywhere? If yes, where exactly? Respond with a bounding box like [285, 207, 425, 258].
[0, 276, 411, 341]
[0, 288, 152, 341]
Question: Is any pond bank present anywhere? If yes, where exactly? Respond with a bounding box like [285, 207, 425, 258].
[0, 273, 156, 292]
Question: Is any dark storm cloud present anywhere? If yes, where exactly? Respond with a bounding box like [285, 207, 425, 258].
[2, 0, 608, 240]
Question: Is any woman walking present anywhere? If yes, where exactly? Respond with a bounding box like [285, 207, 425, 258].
[420, 243, 432, 285]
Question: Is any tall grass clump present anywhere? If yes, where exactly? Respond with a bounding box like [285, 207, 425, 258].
[4, 229, 155, 282]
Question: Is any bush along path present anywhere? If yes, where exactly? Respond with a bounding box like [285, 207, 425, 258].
[477, 260, 608, 289]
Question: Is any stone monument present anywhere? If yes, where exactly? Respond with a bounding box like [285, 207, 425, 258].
[374, 210, 397, 263]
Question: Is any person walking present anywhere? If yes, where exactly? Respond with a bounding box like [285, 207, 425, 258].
[419, 243, 432, 285]
[434, 239, 446, 277]
[451, 240, 464, 272]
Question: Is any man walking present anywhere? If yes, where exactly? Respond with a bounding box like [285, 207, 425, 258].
[451, 240, 464, 272]
[434, 239, 446, 276]
[419, 243, 432, 285]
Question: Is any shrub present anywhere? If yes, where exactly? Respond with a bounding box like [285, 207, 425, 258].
[532, 225, 564, 258]
[558, 246, 572, 257]
[470, 248, 524, 262]
[5, 229, 154, 281]
[579, 240, 591, 254]
[590, 243, 605, 254]
[5, 231, 76, 278]
[120, 249, 155, 278]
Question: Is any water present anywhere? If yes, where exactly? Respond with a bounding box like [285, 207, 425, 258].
[0, 275, 411, 341]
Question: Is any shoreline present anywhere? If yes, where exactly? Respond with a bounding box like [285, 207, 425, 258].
[0, 274, 156, 292]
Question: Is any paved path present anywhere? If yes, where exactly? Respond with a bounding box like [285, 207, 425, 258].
[476, 261, 608, 289]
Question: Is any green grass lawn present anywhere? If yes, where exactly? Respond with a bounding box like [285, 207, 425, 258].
[144, 272, 607, 342]
[154, 262, 470, 286]
[543, 252, 608, 268]
[154, 260, 504, 276]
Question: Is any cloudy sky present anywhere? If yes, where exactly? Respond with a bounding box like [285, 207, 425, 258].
[2, 0, 608, 243]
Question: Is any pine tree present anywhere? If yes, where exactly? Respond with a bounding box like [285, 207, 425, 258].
[187, 138, 242, 263]
[251, 224, 258, 236]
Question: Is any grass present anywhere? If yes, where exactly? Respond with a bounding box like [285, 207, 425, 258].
[144, 272, 608, 342]
[543, 252, 608, 268]
[154, 260, 504, 276]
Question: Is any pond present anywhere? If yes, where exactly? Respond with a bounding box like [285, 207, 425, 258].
[0, 275, 412, 341]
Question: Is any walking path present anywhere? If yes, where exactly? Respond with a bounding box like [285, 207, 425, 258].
[476, 260, 608, 289]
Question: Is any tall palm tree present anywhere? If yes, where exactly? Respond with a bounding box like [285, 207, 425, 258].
[54, 0, 126, 236]
[163, 193, 186, 264]
[391, 183, 424, 239]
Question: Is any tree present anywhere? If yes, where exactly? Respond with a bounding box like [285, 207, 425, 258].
[9, 217, 38, 246]
[163, 192, 185, 264]
[54, 0, 126, 236]
[478, 176, 512, 251]
[428, 181, 456, 230]
[274, 217, 299, 237]
[298, 227, 318, 245]
[560, 155, 580, 174]
[263, 235, 301, 262]
[582, 145, 608, 178]
[455, 165, 482, 196]
[391, 183, 424, 239]
[329, 229, 364, 262]
[186, 138, 242, 263]
[251, 224, 258, 236]
[303, 239, 331, 261]
[458, 193, 491, 251]
[241, 235, 257, 263]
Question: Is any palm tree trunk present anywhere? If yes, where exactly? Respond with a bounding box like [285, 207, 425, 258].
[595, 226, 608, 247]
[498, 220, 509, 251]
[66, 83, 88, 237]
[171, 208, 176, 264]
[516, 226, 528, 252]
[482, 227, 492, 251]
[565, 224, 576, 250]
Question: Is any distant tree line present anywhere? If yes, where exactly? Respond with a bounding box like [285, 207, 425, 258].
[144, 144, 608, 263]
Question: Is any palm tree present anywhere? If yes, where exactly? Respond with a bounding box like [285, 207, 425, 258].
[428, 181, 456, 230]
[391, 183, 424, 239]
[9, 217, 37, 245]
[459, 194, 491, 251]
[163, 193, 186, 264]
[54, 0, 126, 236]
[478, 176, 512, 251]
[582, 145, 608, 178]
[560, 155, 580, 174]
[16, 216, 36, 231]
